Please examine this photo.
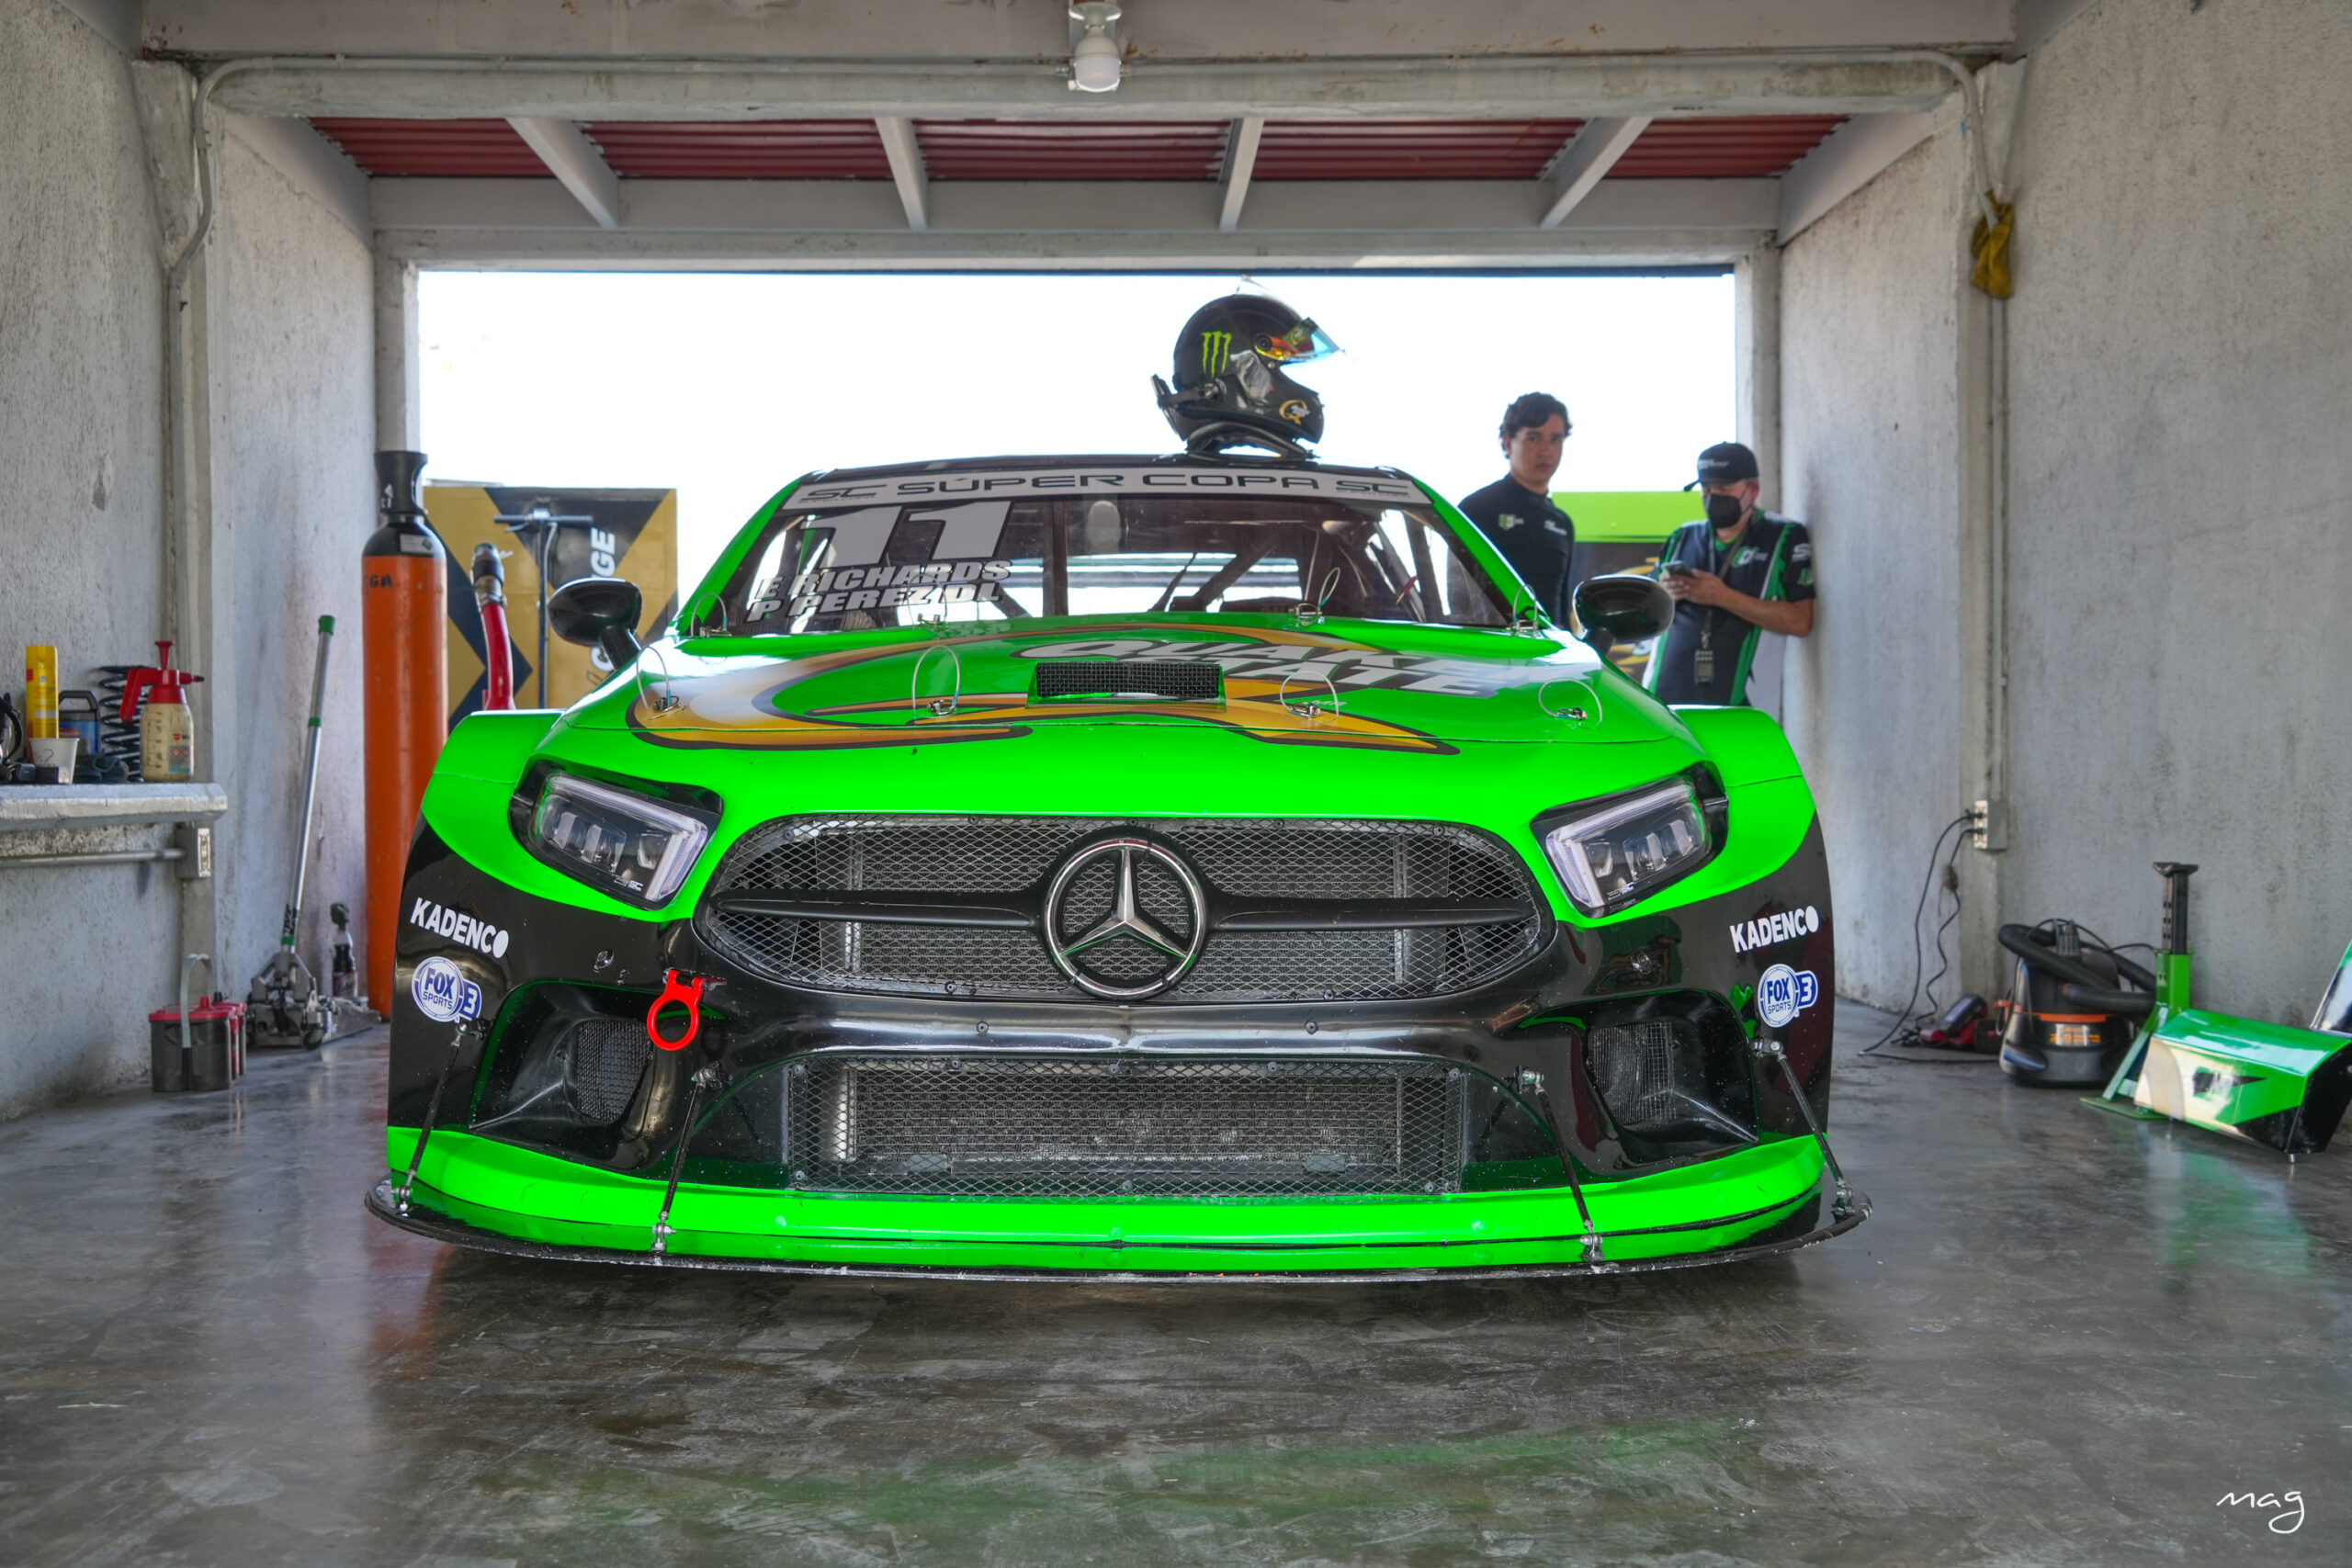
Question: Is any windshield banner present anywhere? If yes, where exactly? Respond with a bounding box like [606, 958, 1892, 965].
[792, 467, 1422, 510]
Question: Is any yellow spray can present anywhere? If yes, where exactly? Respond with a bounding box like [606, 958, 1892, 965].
[24, 646, 57, 739]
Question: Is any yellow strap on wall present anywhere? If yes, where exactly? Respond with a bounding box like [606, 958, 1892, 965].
[1971, 195, 2017, 299]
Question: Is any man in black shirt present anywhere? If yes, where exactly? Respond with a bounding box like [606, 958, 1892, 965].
[1648, 442, 1815, 705]
[1455, 392, 1577, 623]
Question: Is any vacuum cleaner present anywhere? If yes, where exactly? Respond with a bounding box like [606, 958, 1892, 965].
[1996, 919, 2152, 1087]
[2070, 863, 2352, 1156]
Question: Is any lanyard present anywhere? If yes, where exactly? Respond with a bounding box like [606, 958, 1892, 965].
[1697, 523, 1748, 652]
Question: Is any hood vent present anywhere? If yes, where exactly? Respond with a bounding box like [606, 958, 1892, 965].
[1032, 659, 1222, 705]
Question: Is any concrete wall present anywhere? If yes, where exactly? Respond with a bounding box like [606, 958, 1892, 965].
[0, 0, 373, 1118]
[0, 0, 182, 1114]
[1781, 125, 1971, 1010]
[207, 129, 375, 1007]
[1783, 0, 2352, 1022]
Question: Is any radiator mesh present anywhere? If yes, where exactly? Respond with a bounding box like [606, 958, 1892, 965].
[781, 1055, 1464, 1198]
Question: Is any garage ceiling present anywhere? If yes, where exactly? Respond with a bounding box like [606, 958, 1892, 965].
[311, 116, 1850, 186]
[144, 0, 2020, 269]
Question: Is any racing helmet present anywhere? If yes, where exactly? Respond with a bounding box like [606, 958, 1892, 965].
[1153, 294, 1337, 457]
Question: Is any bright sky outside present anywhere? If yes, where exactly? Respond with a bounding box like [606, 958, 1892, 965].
[420, 271, 1734, 587]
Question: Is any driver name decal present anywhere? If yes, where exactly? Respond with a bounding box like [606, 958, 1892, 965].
[760, 559, 1013, 620]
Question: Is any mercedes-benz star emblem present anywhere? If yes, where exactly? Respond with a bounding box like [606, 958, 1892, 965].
[1043, 837, 1207, 1001]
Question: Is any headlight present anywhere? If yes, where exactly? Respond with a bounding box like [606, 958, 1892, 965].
[1535, 774, 1719, 916]
[528, 773, 713, 906]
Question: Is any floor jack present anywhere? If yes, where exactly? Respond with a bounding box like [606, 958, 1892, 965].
[2085, 863, 2352, 1156]
[248, 615, 379, 1048]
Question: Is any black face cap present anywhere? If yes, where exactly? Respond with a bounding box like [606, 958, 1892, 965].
[1684, 441, 1759, 491]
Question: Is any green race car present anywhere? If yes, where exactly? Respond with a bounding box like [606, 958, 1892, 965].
[370, 453, 1863, 1279]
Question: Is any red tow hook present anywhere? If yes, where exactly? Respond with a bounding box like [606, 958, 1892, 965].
[647, 970, 707, 1051]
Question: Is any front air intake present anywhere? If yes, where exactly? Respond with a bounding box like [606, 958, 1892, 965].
[1032, 659, 1222, 704]
[684, 1053, 1568, 1197]
[789, 1055, 1452, 1197]
[1579, 994, 1758, 1158]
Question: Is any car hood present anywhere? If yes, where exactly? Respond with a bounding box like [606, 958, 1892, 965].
[559, 616, 1688, 754]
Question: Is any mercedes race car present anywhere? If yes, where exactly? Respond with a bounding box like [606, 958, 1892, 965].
[370, 453, 1863, 1278]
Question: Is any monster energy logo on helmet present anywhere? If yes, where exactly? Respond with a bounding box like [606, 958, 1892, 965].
[1156, 293, 1339, 458]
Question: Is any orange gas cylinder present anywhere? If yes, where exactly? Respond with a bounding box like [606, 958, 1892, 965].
[362, 450, 447, 1011]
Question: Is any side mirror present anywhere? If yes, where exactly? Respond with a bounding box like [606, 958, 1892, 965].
[548, 576, 644, 673]
[1571, 573, 1673, 658]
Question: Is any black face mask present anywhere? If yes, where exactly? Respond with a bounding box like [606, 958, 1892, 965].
[1704, 491, 1747, 529]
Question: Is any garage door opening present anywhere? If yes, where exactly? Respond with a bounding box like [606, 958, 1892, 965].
[420, 270, 1733, 585]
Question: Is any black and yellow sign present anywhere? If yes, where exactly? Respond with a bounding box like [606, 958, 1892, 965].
[424, 485, 678, 725]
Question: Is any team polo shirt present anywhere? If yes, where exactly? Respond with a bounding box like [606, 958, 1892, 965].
[1646, 510, 1814, 706]
[1453, 477, 1577, 623]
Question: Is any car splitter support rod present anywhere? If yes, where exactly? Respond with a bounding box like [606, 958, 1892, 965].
[1756, 1034, 1856, 1221]
[394, 1016, 483, 1217]
[651, 1065, 725, 1260]
[1521, 1068, 1606, 1264]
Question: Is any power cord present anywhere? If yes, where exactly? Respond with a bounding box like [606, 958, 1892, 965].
[1861, 812, 1980, 1060]
[1920, 840, 1966, 1021]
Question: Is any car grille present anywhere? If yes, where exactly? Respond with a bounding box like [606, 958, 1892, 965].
[695, 815, 1545, 1003]
[781, 1055, 1464, 1198]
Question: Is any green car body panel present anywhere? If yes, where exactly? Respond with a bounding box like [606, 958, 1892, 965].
[372, 456, 1860, 1277]
[2132, 1010, 2352, 1154]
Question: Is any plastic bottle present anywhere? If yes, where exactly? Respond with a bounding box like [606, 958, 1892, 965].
[118, 642, 204, 782]
[330, 901, 358, 1000]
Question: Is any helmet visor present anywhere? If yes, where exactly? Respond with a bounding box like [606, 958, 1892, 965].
[1253, 318, 1338, 365]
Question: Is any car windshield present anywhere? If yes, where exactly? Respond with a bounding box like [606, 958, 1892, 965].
[708, 478, 1516, 637]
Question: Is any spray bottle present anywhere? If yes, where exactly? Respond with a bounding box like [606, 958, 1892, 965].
[119, 641, 204, 782]
[329, 901, 357, 1000]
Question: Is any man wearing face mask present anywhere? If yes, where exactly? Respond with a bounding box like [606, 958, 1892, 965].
[1647, 442, 1814, 706]
[1455, 392, 1577, 623]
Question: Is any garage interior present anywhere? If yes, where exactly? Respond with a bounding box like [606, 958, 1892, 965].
[2, 0, 2347, 1562]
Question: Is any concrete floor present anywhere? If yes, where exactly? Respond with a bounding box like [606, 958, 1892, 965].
[1, 1008, 2344, 1567]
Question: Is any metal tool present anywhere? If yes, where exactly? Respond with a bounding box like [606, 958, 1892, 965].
[248, 615, 377, 1046]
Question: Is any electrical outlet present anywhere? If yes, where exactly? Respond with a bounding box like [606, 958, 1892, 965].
[1968, 798, 2010, 852]
[173, 823, 212, 879]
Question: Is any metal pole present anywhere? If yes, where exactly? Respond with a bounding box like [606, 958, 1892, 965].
[0, 848, 186, 871]
[395, 1018, 481, 1216]
[1757, 1036, 1855, 1219]
[1522, 1067, 1605, 1265]
[651, 1065, 723, 1258]
[537, 526, 554, 708]
[281, 615, 335, 941]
